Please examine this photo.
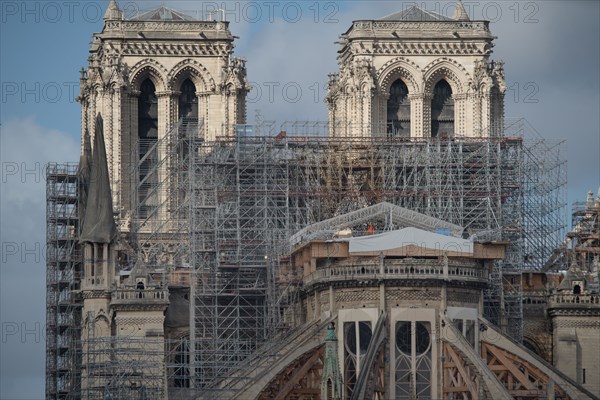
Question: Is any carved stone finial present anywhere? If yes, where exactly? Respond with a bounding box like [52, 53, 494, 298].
[104, 0, 123, 21]
[453, 0, 470, 21]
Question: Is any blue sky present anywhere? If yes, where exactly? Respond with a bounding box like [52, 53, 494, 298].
[1, 1, 599, 399]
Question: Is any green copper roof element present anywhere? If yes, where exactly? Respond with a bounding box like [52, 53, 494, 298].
[325, 324, 337, 341]
[321, 322, 343, 400]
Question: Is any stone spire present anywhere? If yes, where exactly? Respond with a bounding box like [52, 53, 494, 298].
[127, 257, 151, 287]
[453, 0, 470, 21]
[320, 323, 343, 400]
[104, 0, 123, 21]
[79, 114, 118, 244]
[558, 261, 586, 292]
[77, 128, 92, 229]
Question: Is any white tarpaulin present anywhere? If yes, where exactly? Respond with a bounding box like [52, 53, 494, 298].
[348, 227, 473, 255]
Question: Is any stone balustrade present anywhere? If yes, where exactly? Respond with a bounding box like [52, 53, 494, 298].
[548, 293, 600, 307]
[304, 259, 486, 286]
[352, 20, 490, 33]
[122, 20, 228, 32]
[111, 288, 169, 303]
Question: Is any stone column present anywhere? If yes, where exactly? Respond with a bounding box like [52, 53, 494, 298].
[468, 90, 482, 137]
[370, 91, 383, 135]
[158, 90, 177, 135]
[197, 92, 211, 140]
[227, 89, 237, 138]
[454, 93, 468, 136]
[80, 97, 89, 155]
[491, 89, 505, 136]
[89, 88, 98, 147]
[220, 90, 231, 140]
[327, 101, 336, 136]
[156, 91, 172, 224]
[350, 88, 359, 137]
[418, 93, 433, 138]
[112, 87, 123, 212]
[341, 93, 348, 137]
[170, 91, 181, 128]
[366, 86, 375, 136]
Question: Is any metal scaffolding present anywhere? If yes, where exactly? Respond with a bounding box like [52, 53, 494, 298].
[523, 131, 568, 271]
[81, 313, 167, 400]
[125, 116, 566, 393]
[48, 117, 566, 397]
[46, 163, 83, 400]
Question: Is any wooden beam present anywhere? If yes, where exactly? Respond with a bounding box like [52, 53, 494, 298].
[444, 343, 478, 400]
[483, 343, 537, 391]
[274, 348, 323, 400]
[510, 389, 547, 396]
[444, 386, 470, 392]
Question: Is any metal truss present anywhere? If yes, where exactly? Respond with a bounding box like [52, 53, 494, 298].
[290, 201, 465, 245]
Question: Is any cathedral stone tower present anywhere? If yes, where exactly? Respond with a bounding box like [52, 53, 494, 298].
[549, 262, 600, 394]
[77, 0, 249, 220]
[78, 114, 170, 399]
[326, 3, 506, 138]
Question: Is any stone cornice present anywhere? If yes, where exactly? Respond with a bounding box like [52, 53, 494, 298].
[368, 42, 489, 56]
[299, 277, 485, 298]
[111, 303, 168, 313]
[553, 319, 600, 329]
[114, 316, 165, 325]
[337, 20, 494, 59]
[118, 42, 232, 57]
[548, 308, 600, 318]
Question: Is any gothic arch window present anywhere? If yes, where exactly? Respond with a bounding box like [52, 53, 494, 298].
[174, 79, 197, 218]
[344, 321, 372, 398]
[138, 79, 158, 219]
[139, 79, 158, 140]
[431, 79, 454, 138]
[387, 79, 410, 137]
[178, 79, 198, 120]
[395, 321, 432, 399]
